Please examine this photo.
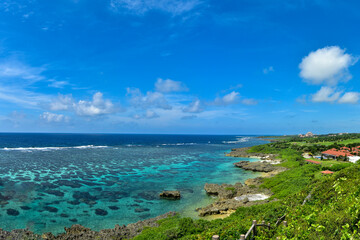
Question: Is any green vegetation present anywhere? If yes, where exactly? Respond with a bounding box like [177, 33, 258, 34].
[133, 134, 360, 239]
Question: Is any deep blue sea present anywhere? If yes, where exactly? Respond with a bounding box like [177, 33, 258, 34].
[0, 133, 266, 234]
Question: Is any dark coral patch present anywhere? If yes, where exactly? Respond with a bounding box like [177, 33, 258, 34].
[95, 209, 108, 216]
[43, 206, 58, 213]
[108, 206, 119, 210]
[7, 209, 20, 216]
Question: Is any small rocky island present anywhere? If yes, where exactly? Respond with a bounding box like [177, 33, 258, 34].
[159, 190, 181, 200]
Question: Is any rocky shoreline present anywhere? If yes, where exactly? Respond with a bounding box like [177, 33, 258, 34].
[197, 147, 286, 217]
[0, 212, 176, 240]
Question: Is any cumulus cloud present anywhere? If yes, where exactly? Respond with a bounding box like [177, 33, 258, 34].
[155, 78, 188, 93]
[49, 92, 117, 116]
[338, 92, 360, 104]
[75, 92, 116, 116]
[214, 91, 240, 105]
[110, 0, 201, 16]
[300, 46, 357, 85]
[40, 112, 69, 123]
[312, 86, 342, 103]
[126, 87, 172, 110]
[183, 99, 203, 113]
[50, 94, 74, 111]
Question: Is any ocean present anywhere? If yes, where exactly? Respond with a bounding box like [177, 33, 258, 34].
[0, 133, 266, 234]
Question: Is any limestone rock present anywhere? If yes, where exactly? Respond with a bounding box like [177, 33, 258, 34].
[159, 190, 181, 200]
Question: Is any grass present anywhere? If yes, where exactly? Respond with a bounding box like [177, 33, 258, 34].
[291, 138, 360, 146]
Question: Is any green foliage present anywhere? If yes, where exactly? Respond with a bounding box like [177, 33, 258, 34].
[261, 164, 320, 199]
[322, 162, 352, 172]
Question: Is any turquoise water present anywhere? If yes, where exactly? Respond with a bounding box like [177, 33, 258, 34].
[0, 134, 265, 234]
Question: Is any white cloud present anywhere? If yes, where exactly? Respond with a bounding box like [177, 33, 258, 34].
[155, 78, 188, 93]
[183, 99, 203, 113]
[48, 80, 69, 88]
[241, 98, 258, 105]
[214, 91, 240, 105]
[299, 46, 357, 85]
[40, 112, 69, 123]
[126, 87, 172, 110]
[110, 0, 201, 16]
[263, 66, 274, 74]
[338, 92, 360, 104]
[312, 86, 342, 103]
[50, 94, 74, 111]
[0, 60, 45, 82]
[75, 92, 116, 116]
[50, 92, 117, 116]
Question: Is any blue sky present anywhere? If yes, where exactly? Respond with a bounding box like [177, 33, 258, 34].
[1, 0, 360, 134]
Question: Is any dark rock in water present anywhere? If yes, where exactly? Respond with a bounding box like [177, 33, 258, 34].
[50, 220, 57, 223]
[60, 213, 69, 218]
[20, 206, 31, 210]
[134, 199, 143, 203]
[131, 204, 140, 207]
[69, 218, 78, 222]
[135, 208, 150, 213]
[44, 190, 65, 197]
[43, 206, 58, 213]
[159, 190, 181, 200]
[6, 209, 20, 216]
[108, 206, 119, 210]
[95, 208, 108, 216]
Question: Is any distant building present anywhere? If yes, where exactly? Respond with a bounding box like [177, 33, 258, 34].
[298, 132, 315, 138]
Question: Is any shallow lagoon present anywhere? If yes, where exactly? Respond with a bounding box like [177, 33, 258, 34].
[0, 134, 265, 234]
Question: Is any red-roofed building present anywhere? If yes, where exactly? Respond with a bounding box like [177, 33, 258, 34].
[321, 170, 334, 174]
[305, 159, 322, 164]
[322, 148, 353, 159]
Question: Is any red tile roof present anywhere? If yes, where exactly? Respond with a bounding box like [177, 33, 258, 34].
[321, 170, 334, 174]
[305, 159, 322, 164]
[322, 149, 353, 157]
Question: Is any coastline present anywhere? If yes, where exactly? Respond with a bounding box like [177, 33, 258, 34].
[0, 144, 276, 239]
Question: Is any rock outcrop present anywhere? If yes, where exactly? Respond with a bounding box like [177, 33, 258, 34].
[199, 182, 273, 216]
[234, 161, 287, 173]
[159, 191, 181, 200]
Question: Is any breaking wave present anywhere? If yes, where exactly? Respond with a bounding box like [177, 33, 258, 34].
[0, 145, 109, 152]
